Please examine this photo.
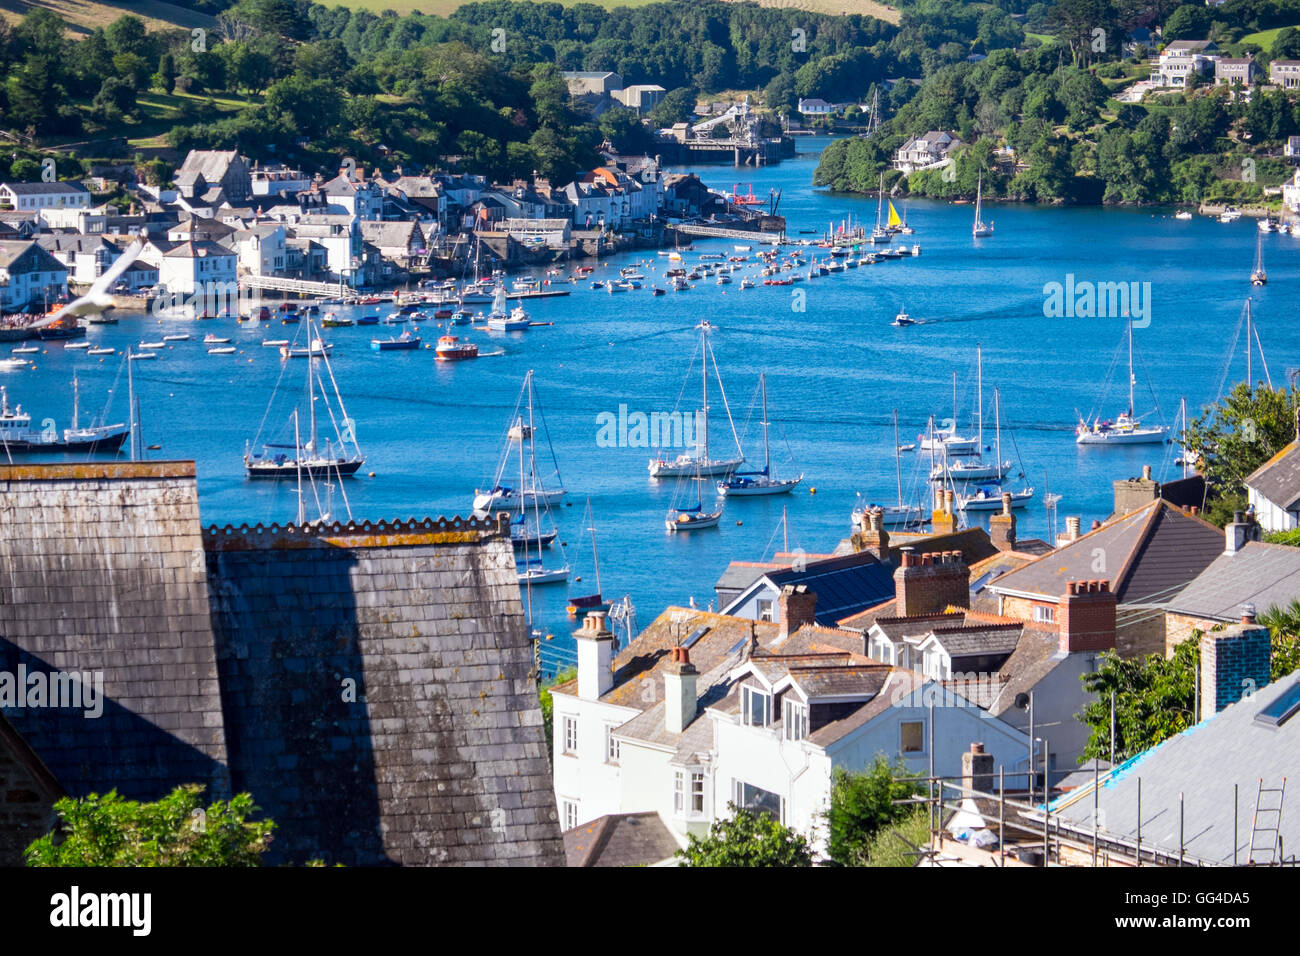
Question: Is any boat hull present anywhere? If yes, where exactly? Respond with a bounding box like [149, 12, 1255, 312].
[1076, 428, 1169, 445]
[666, 511, 722, 531]
[718, 475, 802, 496]
[649, 456, 743, 478]
[245, 457, 366, 479]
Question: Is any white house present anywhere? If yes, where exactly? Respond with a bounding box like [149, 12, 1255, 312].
[550, 589, 1030, 856]
[250, 163, 311, 197]
[797, 98, 847, 116]
[158, 240, 237, 296]
[0, 240, 68, 311]
[1245, 440, 1300, 532]
[0, 181, 91, 212]
[321, 172, 383, 221]
[229, 223, 287, 277]
[1155, 40, 1218, 87]
[894, 131, 963, 173]
[35, 235, 116, 285]
[281, 215, 362, 284]
[1270, 59, 1300, 89]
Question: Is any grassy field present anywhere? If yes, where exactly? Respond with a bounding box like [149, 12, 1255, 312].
[1241, 24, 1300, 49]
[0, 0, 214, 34]
[330, 0, 902, 25]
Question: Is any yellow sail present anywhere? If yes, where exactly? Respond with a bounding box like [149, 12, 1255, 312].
[886, 202, 902, 228]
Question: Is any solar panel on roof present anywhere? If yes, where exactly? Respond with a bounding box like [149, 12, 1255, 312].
[683, 626, 709, 649]
[1254, 682, 1300, 728]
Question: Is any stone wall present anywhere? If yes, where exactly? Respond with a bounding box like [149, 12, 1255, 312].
[0, 714, 61, 866]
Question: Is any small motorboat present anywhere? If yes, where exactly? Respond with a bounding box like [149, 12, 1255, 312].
[11, 346, 39, 354]
[262, 339, 289, 347]
[63, 341, 92, 350]
[0, 358, 29, 370]
[435, 335, 478, 361]
[280, 338, 332, 359]
[1175, 210, 1193, 221]
[208, 346, 237, 355]
[204, 334, 231, 344]
[371, 331, 421, 351]
[129, 351, 158, 360]
[892, 310, 915, 327]
[356, 314, 380, 326]
[163, 333, 190, 342]
[139, 340, 166, 349]
[87, 347, 116, 356]
[321, 312, 354, 327]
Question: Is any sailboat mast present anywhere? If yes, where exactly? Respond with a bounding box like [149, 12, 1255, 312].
[1246, 298, 1253, 394]
[307, 319, 317, 453]
[72, 375, 79, 432]
[977, 344, 983, 450]
[521, 374, 534, 625]
[700, 323, 709, 463]
[1119, 316, 1131, 416]
[1180, 396, 1188, 479]
[876, 173, 883, 229]
[294, 410, 305, 525]
[893, 409, 903, 507]
[587, 499, 602, 596]
[126, 347, 136, 461]
[995, 387, 1002, 471]
[760, 372, 770, 475]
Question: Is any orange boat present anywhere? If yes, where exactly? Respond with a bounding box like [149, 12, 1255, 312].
[435, 335, 477, 361]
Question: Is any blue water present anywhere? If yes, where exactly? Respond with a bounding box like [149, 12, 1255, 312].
[9, 138, 1295, 675]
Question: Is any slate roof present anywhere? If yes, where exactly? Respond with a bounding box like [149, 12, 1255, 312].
[1051, 671, 1300, 865]
[2, 181, 90, 195]
[1246, 440, 1300, 512]
[762, 551, 896, 627]
[177, 150, 242, 184]
[563, 812, 681, 867]
[163, 240, 234, 259]
[987, 500, 1223, 605]
[714, 559, 786, 595]
[0, 240, 67, 273]
[1165, 540, 1300, 622]
[923, 623, 1023, 657]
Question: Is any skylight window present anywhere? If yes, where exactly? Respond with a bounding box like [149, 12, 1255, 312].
[1254, 682, 1300, 728]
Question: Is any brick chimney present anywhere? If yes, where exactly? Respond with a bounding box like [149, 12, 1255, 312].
[961, 742, 995, 797]
[1199, 606, 1271, 721]
[1057, 515, 1082, 547]
[1113, 464, 1160, 517]
[1058, 580, 1117, 654]
[1224, 510, 1260, 555]
[853, 505, 890, 561]
[778, 584, 817, 639]
[894, 550, 970, 617]
[931, 487, 956, 535]
[664, 645, 699, 734]
[989, 493, 1017, 551]
[575, 609, 615, 700]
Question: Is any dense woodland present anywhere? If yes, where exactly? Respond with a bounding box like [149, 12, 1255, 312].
[4, 0, 1300, 201]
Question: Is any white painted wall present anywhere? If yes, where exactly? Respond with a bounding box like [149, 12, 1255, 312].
[1248, 487, 1298, 532]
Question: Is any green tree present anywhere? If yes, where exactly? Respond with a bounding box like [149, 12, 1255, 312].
[677, 805, 813, 867]
[1258, 599, 1300, 680]
[1273, 27, 1300, 61]
[113, 52, 152, 91]
[92, 77, 137, 123]
[825, 757, 923, 866]
[1078, 641, 1199, 763]
[155, 52, 178, 94]
[26, 785, 274, 867]
[1186, 382, 1299, 504]
[1164, 5, 1212, 42]
[646, 87, 698, 128]
[598, 105, 653, 155]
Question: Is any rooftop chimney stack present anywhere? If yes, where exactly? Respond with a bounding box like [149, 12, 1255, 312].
[664, 645, 699, 734]
[931, 489, 957, 535]
[961, 742, 995, 797]
[852, 505, 890, 561]
[894, 550, 970, 617]
[778, 584, 817, 639]
[1113, 466, 1161, 517]
[1057, 515, 1082, 547]
[1058, 580, 1117, 654]
[575, 610, 616, 700]
[1199, 616, 1271, 721]
[1225, 511, 1259, 555]
[989, 493, 1017, 552]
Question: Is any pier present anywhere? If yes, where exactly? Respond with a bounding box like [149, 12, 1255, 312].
[241, 275, 350, 298]
[671, 224, 785, 244]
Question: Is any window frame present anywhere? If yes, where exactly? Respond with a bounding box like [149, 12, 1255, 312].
[756, 597, 774, 622]
[690, 771, 705, 815]
[561, 799, 578, 831]
[741, 685, 771, 728]
[604, 724, 620, 764]
[900, 719, 926, 755]
[562, 715, 578, 756]
[783, 698, 808, 741]
[1033, 604, 1056, 624]
[673, 770, 685, 815]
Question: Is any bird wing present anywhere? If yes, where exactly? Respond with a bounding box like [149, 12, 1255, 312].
[45, 238, 145, 323]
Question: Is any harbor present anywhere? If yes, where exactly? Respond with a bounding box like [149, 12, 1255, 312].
[1, 138, 1293, 673]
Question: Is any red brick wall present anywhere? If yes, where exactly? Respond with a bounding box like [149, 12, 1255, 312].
[894, 552, 970, 617]
[1058, 581, 1117, 653]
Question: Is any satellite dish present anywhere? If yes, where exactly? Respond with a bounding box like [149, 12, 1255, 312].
[1014, 692, 1030, 711]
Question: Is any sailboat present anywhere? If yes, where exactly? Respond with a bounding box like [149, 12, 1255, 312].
[918, 364, 980, 456]
[932, 378, 1012, 483]
[474, 371, 567, 512]
[972, 174, 994, 237]
[955, 389, 1033, 509]
[567, 499, 609, 616]
[885, 200, 903, 234]
[1251, 233, 1267, 286]
[649, 320, 745, 478]
[717, 373, 802, 495]
[899, 199, 915, 235]
[854, 409, 926, 527]
[244, 316, 365, 479]
[870, 174, 890, 243]
[508, 372, 569, 586]
[666, 454, 724, 531]
[1076, 318, 1169, 445]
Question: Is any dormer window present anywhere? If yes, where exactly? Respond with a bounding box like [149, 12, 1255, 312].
[741, 685, 770, 727]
